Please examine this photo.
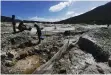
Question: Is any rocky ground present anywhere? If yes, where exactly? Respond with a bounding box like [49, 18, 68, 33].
[1, 22, 111, 74]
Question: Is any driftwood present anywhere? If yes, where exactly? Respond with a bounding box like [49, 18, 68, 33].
[33, 39, 75, 74]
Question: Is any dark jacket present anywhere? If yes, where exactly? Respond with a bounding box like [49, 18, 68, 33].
[34, 24, 41, 36]
[18, 21, 26, 31]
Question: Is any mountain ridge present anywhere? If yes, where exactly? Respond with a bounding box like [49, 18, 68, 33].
[55, 1, 111, 24]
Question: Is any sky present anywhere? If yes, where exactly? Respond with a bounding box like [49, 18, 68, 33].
[1, 0, 110, 22]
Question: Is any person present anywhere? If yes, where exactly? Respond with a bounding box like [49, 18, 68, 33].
[12, 15, 31, 33]
[18, 21, 32, 32]
[18, 21, 26, 32]
[34, 23, 42, 44]
[12, 15, 16, 33]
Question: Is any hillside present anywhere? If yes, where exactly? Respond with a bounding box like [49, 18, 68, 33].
[55, 2, 111, 24]
[1, 16, 51, 24]
[1, 16, 21, 22]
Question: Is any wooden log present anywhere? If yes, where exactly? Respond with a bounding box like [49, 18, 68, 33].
[33, 39, 72, 74]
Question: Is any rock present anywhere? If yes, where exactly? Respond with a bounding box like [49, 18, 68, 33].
[1, 54, 6, 59]
[27, 50, 34, 56]
[67, 43, 76, 50]
[58, 40, 61, 43]
[59, 58, 65, 63]
[59, 69, 66, 74]
[77, 35, 110, 62]
[41, 52, 49, 61]
[18, 43, 25, 48]
[53, 46, 59, 51]
[10, 38, 16, 45]
[108, 56, 111, 67]
[81, 65, 100, 74]
[46, 49, 50, 53]
[5, 60, 14, 67]
[96, 63, 111, 74]
[7, 52, 14, 58]
[34, 47, 41, 54]
[43, 59, 47, 63]
[18, 40, 34, 48]
[7, 50, 19, 59]
[1, 52, 7, 59]
[57, 43, 63, 47]
[81, 63, 111, 74]
[50, 51, 56, 56]
[96, 65, 104, 74]
[1, 64, 9, 74]
[32, 36, 37, 40]
[9, 34, 30, 45]
[16, 50, 28, 60]
[64, 31, 70, 36]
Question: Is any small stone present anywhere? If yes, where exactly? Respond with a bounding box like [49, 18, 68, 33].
[59, 58, 65, 63]
[59, 68, 66, 74]
[42, 52, 47, 56]
[53, 46, 59, 51]
[64, 30, 70, 36]
[96, 65, 104, 74]
[28, 50, 34, 56]
[7, 52, 14, 58]
[34, 47, 41, 53]
[57, 43, 63, 47]
[58, 40, 61, 42]
[50, 51, 56, 56]
[1, 54, 6, 59]
[68, 43, 75, 49]
[5, 60, 14, 67]
[1, 52, 7, 59]
[16, 50, 28, 60]
[7, 50, 19, 59]
[42, 59, 46, 63]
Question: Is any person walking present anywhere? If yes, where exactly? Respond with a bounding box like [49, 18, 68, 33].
[34, 23, 42, 44]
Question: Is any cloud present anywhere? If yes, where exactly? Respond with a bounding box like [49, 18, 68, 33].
[66, 11, 83, 18]
[91, 6, 96, 10]
[16, 16, 23, 20]
[74, 12, 83, 16]
[29, 11, 83, 22]
[29, 16, 66, 22]
[49, 1, 73, 12]
[66, 11, 75, 16]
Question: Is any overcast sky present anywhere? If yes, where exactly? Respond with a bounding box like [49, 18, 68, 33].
[1, 1, 109, 22]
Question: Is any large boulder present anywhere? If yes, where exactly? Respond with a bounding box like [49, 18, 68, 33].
[77, 28, 111, 62]
[77, 35, 109, 62]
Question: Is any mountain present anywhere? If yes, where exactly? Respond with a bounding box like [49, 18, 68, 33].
[1, 16, 21, 22]
[55, 2, 111, 24]
[1, 16, 51, 24]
